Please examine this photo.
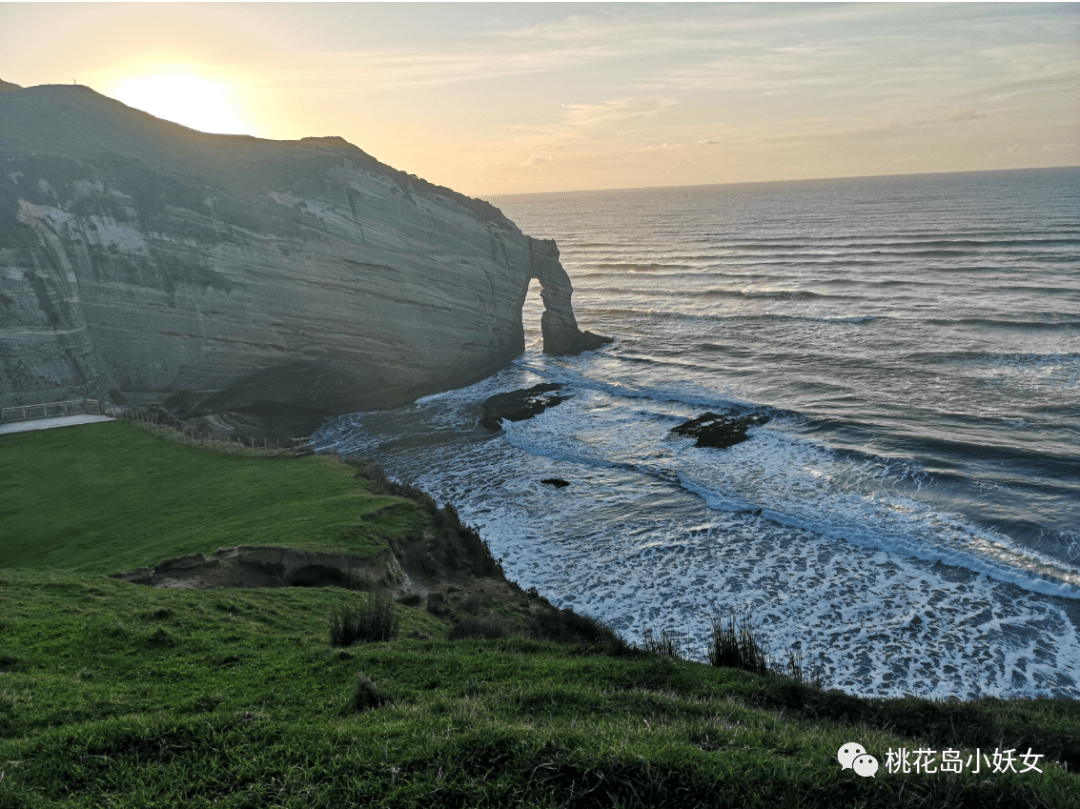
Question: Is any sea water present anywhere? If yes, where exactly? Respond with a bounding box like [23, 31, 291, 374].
[315, 167, 1080, 700]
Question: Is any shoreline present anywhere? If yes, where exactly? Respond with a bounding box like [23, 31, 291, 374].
[311, 374, 1080, 703]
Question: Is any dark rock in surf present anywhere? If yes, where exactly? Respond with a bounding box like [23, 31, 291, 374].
[671, 411, 770, 449]
[541, 478, 571, 488]
[480, 384, 568, 430]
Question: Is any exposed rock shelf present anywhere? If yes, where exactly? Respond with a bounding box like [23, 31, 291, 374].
[0, 82, 610, 421]
[670, 411, 771, 449]
[479, 383, 569, 430]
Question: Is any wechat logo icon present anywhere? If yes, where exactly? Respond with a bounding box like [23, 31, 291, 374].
[838, 742, 879, 777]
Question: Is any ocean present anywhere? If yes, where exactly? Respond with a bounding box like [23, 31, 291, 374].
[315, 167, 1080, 700]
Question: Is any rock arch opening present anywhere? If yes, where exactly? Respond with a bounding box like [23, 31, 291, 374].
[523, 278, 545, 349]
[526, 236, 613, 356]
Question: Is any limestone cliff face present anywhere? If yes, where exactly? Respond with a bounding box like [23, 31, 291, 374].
[0, 83, 606, 415]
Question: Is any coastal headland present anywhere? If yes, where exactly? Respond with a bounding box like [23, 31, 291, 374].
[0, 81, 607, 439]
[0, 81, 1076, 808]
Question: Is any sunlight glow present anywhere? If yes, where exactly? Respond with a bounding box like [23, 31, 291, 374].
[111, 73, 252, 135]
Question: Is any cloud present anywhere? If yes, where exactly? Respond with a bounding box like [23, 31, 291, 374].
[248, 5, 919, 95]
[560, 97, 677, 133]
[653, 137, 722, 152]
[898, 108, 990, 128]
[522, 154, 555, 167]
[1040, 141, 1078, 154]
[957, 68, 1080, 103]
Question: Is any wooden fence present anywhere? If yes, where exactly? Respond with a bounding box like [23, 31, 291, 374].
[0, 398, 314, 457]
[120, 407, 314, 458]
[0, 398, 103, 424]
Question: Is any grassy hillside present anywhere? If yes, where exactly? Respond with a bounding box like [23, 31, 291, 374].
[0, 420, 417, 572]
[1, 421, 1077, 808]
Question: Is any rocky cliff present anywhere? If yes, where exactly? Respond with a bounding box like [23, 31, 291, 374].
[0, 82, 607, 421]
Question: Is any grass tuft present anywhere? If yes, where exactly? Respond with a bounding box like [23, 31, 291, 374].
[328, 592, 399, 647]
[706, 609, 824, 688]
[449, 613, 517, 640]
[642, 628, 686, 661]
[352, 672, 389, 712]
[707, 609, 772, 676]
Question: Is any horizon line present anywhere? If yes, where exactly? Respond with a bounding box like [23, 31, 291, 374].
[484, 165, 1080, 200]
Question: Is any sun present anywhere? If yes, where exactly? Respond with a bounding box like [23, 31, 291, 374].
[110, 73, 253, 135]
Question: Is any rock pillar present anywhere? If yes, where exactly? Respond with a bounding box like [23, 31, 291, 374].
[527, 236, 612, 356]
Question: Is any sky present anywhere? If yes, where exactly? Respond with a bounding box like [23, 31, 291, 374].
[1, 2, 1077, 196]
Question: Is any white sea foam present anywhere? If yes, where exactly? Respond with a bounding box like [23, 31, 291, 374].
[400, 433, 1080, 700]
[315, 378, 1080, 700]
[315, 169, 1080, 700]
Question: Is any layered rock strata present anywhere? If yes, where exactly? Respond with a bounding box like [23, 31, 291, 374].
[0, 82, 608, 418]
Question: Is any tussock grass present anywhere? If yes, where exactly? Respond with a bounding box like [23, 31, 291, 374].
[449, 613, 517, 640]
[352, 672, 389, 712]
[533, 608, 624, 650]
[642, 628, 686, 661]
[707, 609, 772, 675]
[329, 592, 399, 646]
[707, 609, 824, 688]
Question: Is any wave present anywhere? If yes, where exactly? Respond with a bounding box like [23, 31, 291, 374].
[673, 475, 1080, 602]
[823, 314, 877, 324]
[588, 262, 696, 272]
[708, 288, 824, 300]
[734, 247, 982, 258]
[906, 350, 1080, 366]
[587, 287, 842, 302]
[922, 317, 1080, 330]
[712, 238, 1080, 251]
[578, 253, 732, 262]
[515, 358, 761, 414]
[492, 393, 1080, 601]
[581, 306, 720, 323]
[580, 305, 881, 327]
[854, 425, 1080, 484]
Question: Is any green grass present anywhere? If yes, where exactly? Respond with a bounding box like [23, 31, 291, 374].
[330, 592, 400, 646]
[1, 422, 1077, 807]
[1, 567, 1077, 808]
[0, 420, 425, 572]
